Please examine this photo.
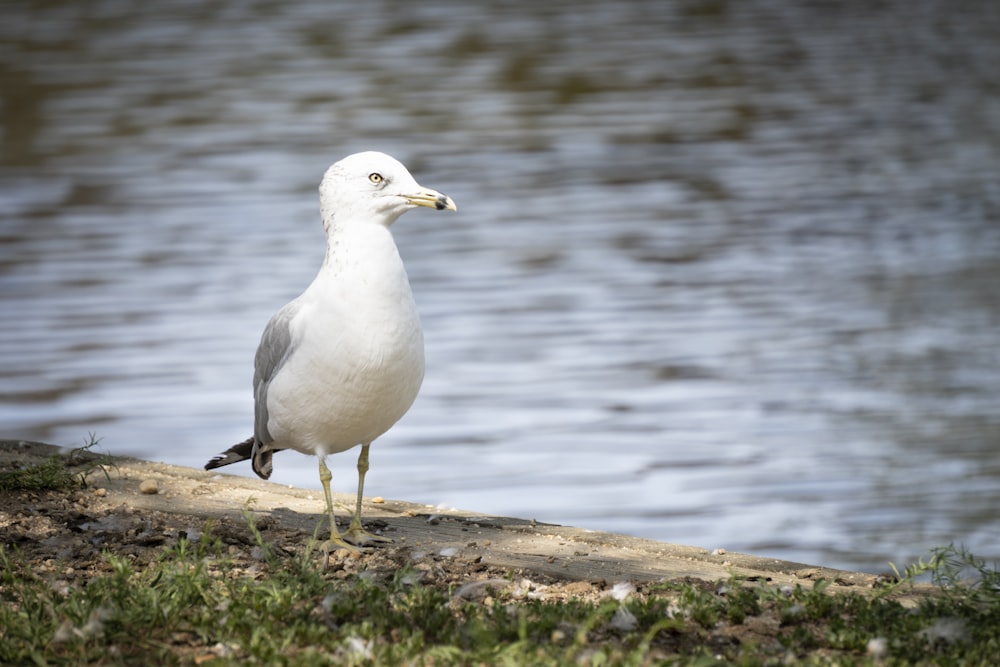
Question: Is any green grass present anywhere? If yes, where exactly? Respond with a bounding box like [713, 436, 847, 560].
[0, 436, 1000, 666]
[2, 520, 999, 666]
[2, 438, 997, 664]
[0, 434, 112, 493]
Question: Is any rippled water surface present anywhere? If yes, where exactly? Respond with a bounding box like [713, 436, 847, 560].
[2, 0, 999, 572]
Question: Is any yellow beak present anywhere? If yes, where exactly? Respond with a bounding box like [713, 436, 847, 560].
[406, 188, 457, 212]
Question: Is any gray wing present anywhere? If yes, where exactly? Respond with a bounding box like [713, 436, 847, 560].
[253, 299, 302, 446]
[203, 301, 301, 480]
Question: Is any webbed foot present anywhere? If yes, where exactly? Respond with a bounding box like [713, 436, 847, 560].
[341, 520, 392, 547]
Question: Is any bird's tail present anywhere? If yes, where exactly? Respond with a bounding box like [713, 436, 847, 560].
[204, 436, 279, 480]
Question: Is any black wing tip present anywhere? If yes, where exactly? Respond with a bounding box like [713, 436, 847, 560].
[203, 454, 233, 470]
[203, 436, 256, 471]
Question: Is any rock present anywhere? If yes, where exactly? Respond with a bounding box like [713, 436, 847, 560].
[139, 479, 159, 495]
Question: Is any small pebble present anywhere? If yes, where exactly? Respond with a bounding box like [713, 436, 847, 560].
[50, 580, 71, 596]
[139, 479, 159, 495]
[609, 582, 635, 601]
[92, 488, 107, 497]
[866, 637, 888, 658]
[52, 620, 76, 643]
[399, 572, 421, 586]
[610, 607, 639, 632]
[371, 496, 385, 504]
[453, 578, 508, 600]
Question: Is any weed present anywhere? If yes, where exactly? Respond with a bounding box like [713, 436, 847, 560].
[0, 433, 114, 492]
[2, 501, 999, 666]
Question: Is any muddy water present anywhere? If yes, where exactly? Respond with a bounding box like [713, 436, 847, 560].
[2, 0, 999, 571]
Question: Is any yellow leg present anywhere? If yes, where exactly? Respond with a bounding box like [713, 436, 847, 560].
[318, 456, 360, 554]
[342, 443, 391, 546]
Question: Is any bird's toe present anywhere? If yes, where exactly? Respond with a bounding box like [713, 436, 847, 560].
[342, 525, 392, 547]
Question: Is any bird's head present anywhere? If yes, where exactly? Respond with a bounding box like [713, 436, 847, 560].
[319, 151, 457, 229]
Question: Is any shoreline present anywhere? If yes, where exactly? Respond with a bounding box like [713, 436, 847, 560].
[1, 438, 880, 595]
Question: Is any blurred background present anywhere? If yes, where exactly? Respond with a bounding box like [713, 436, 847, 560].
[2, 0, 998, 573]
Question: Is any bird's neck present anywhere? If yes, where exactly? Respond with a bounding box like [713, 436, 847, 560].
[320, 222, 406, 283]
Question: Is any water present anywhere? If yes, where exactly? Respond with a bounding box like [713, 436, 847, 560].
[2, 0, 999, 573]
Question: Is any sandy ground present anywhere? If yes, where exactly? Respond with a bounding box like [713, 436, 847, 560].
[5, 439, 936, 661]
[1, 439, 887, 600]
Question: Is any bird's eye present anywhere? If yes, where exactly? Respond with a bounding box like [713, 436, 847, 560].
[368, 173, 384, 184]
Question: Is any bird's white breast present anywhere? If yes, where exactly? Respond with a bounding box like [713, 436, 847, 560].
[264, 223, 425, 456]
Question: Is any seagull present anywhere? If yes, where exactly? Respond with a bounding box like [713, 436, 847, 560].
[205, 151, 456, 552]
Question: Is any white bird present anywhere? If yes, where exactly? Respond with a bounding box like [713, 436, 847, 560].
[205, 151, 456, 552]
